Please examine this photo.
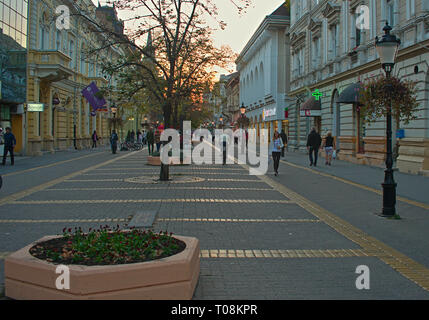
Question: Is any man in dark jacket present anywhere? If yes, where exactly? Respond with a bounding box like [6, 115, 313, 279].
[2, 127, 16, 165]
[280, 129, 288, 157]
[146, 128, 155, 155]
[110, 130, 119, 154]
[306, 127, 322, 167]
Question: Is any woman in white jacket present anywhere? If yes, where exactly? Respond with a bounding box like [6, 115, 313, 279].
[271, 131, 284, 176]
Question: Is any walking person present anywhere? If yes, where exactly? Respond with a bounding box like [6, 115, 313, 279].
[110, 130, 119, 154]
[322, 132, 336, 166]
[143, 130, 147, 145]
[130, 130, 135, 143]
[146, 127, 155, 155]
[2, 127, 16, 166]
[306, 127, 322, 167]
[280, 129, 288, 157]
[137, 131, 143, 144]
[271, 131, 284, 176]
[155, 125, 164, 152]
[91, 130, 98, 148]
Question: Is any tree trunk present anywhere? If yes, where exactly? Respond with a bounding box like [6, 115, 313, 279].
[160, 102, 172, 181]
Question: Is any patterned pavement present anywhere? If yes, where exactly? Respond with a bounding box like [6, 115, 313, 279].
[0, 146, 429, 299]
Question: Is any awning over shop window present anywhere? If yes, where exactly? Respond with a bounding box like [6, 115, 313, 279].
[338, 82, 363, 105]
[300, 96, 321, 117]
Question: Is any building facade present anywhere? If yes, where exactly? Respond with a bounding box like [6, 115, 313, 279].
[224, 72, 240, 125]
[6, 0, 128, 156]
[236, 4, 291, 143]
[0, 0, 29, 154]
[288, 0, 429, 174]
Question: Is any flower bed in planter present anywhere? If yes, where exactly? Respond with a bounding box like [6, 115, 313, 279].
[5, 227, 200, 300]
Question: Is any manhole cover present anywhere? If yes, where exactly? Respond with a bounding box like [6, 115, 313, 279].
[124, 175, 205, 184]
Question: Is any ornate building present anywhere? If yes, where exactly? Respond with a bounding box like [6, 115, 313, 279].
[288, 0, 429, 175]
[24, 0, 128, 155]
[0, 0, 28, 154]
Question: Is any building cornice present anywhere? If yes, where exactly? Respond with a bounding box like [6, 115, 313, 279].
[289, 38, 429, 97]
[236, 15, 289, 65]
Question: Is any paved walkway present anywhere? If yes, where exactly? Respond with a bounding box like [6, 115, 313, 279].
[0, 145, 428, 299]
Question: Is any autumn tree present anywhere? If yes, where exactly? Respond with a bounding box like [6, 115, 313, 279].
[79, 0, 248, 129]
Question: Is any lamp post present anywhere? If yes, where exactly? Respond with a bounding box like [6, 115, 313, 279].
[238, 103, 248, 129]
[111, 104, 117, 132]
[375, 22, 401, 217]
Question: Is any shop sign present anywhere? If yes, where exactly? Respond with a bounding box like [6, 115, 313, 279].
[300, 109, 321, 117]
[263, 108, 276, 120]
[27, 103, 45, 112]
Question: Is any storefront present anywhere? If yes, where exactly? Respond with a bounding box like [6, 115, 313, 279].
[300, 96, 322, 135]
[0, 0, 28, 154]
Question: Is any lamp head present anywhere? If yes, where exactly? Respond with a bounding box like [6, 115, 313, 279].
[375, 22, 401, 73]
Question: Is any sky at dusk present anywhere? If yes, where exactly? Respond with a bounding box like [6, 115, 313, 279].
[92, 0, 286, 76]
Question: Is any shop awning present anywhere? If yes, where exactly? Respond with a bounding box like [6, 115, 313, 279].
[338, 82, 363, 105]
[300, 96, 321, 117]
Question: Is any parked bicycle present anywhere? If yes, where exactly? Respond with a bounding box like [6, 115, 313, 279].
[120, 141, 143, 151]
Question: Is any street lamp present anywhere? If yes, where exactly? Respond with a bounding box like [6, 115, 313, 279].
[375, 22, 401, 217]
[111, 104, 117, 131]
[240, 103, 246, 115]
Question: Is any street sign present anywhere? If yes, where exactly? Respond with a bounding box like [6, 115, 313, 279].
[396, 129, 405, 139]
[27, 103, 45, 112]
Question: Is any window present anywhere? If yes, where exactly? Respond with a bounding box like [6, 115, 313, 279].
[386, 0, 395, 27]
[355, 22, 361, 47]
[69, 40, 74, 67]
[80, 46, 86, 75]
[312, 37, 320, 69]
[406, 0, 415, 20]
[39, 24, 48, 49]
[56, 30, 61, 50]
[89, 61, 94, 77]
[329, 24, 338, 60]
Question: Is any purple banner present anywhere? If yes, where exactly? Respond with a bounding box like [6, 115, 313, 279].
[81, 82, 106, 111]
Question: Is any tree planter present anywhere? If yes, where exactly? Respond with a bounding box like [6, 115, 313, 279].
[147, 156, 161, 166]
[5, 235, 200, 300]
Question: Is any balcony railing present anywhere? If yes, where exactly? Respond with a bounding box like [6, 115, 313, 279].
[29, 50, 72, 67]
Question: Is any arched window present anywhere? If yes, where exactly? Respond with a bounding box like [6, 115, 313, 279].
[69, 39, 74, 68]
[260, 62, 265, 97]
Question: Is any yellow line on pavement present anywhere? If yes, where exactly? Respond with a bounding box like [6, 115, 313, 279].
[81, 172, 250, 176]
[199, 249, 372, 259]
[2, 151, 104, 177]
[64, 179, 124, 182]
[95, 167, 247, 171]
[11, 199, 294, 205]
[64, 178, 266, 183]
[281, 159, 429, 210]
[158, 218, 320, 223]
[43, 187, 276, 191]
[255, 170, 429, 292]
[0, 151, 139, 207]
[0, 218, 129, 223]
